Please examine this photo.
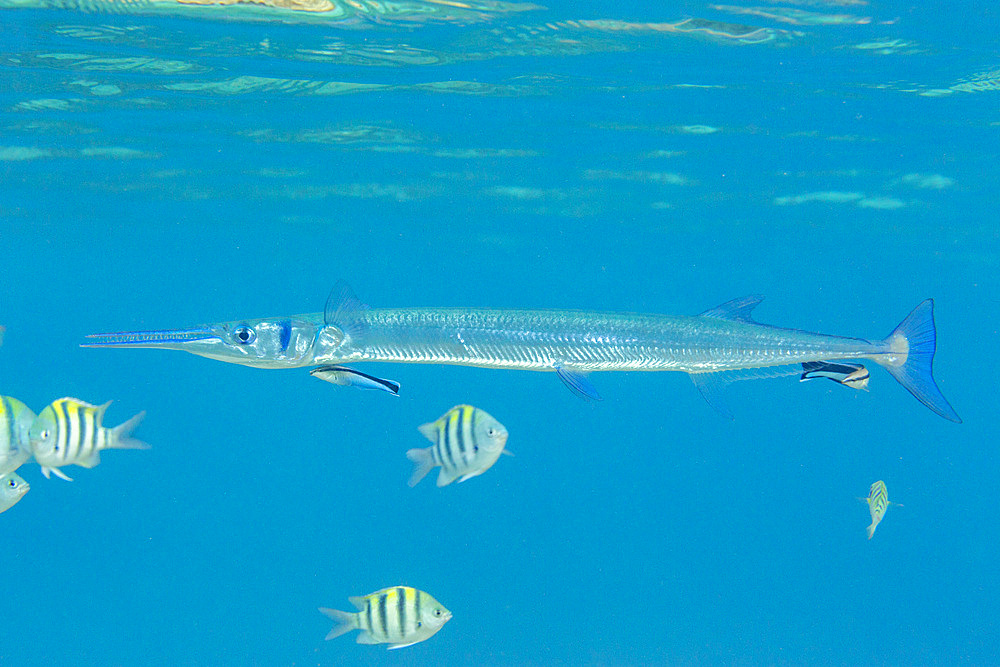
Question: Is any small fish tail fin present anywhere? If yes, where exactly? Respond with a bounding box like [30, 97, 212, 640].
[876, 299, 961, 423]
[108, 411, 151, 450]
[866, 523, 876, 540]
[318, 607, 357, 641]
[405, 447, 434, 487]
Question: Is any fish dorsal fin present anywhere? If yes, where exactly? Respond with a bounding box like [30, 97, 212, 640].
[324, 280, 369, 338]
[347, 595, 368, 611]
[417, 421, 439, 443]
[698, 295, 765, 322]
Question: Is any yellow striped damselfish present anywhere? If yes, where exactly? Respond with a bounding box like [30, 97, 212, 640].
[0, 395, 35, 476]
[29, 397, 149, 481]
[0, 471, 29, 514]
[319, 586, 451, 650]
[407, 404, 509, 487]
[864, 480, 899, 539]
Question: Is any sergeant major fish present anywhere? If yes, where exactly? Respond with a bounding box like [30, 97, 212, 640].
[1, 395, 35, 475]
[29, 397, 149, 481]
[407, 405, 509, 487]
[83, 281, 961, 422]
[864, 480, 899, 539]
[0, 472, 29, 514]
[319, 586, 452, 649]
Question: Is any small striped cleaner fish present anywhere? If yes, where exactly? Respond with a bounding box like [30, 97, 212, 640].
[319, 586, 452, 649]
[1, 395, 36, 476]
[28, 397, 149, 481]
[407, 405, 509, 487]
[800, 361, 870, 390]
[864, 480, 899, 539]
[0, 472, 29, 515]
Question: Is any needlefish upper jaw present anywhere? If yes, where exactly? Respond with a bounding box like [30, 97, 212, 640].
[83, 328, 216, 348]
[82, 318, 324, 368]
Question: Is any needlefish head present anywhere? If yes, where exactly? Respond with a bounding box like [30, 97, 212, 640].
[83, 317, 329, 369]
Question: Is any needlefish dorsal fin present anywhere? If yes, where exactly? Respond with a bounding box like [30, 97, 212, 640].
[698, 295, 765, 322]
[324, 280, 369, 339]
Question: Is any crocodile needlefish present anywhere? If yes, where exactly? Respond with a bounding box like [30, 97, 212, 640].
[82, 281, 960, 422]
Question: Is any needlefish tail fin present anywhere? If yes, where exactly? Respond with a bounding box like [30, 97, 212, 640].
[876, 299, 961, 423]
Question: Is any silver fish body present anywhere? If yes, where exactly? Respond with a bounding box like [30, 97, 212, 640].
[313, 306, 883, 372]
[83, 286, 961, 422]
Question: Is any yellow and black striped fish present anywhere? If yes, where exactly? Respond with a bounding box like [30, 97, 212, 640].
[864, 480, 897, 539]
[319, 586, 451, 650]
[28, 397, 149, 481]
[407, 404, 509, 487]
[0, 471, 29, 514]
[1, 395, 36, 476]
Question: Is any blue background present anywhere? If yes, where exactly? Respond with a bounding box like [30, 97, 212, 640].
[1, 1, 997, 664]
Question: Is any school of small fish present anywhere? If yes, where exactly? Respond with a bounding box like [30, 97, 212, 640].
[0, 392, 149, 512]
[2, 298, 915, 654]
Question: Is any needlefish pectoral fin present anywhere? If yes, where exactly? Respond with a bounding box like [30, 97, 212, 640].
[555, 365, 602, 401]
[310, 365, 400, 396]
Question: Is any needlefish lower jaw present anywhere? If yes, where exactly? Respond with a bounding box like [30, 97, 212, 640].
[82, 318, 324, 368]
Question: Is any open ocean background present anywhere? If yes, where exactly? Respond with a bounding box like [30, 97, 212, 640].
[1, 0, 997, 664]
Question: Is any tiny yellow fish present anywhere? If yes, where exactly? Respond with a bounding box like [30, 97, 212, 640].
[320, 586, 451, 649]
[29, 397, 149, 481]
[864, 480, 900, 539]
[407, 405, 509, 487]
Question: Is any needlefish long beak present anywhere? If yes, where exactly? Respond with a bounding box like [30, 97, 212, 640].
[82, 328, 217, 349]
[83, 318, 322, 368]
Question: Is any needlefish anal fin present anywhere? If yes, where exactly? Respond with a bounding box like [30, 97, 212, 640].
[689, 372, 734, 420]
[556, 365, 602, 401]
[310, 365, 400, 396]
[698, 295, 765, 322]
[324, 280, 369, 339]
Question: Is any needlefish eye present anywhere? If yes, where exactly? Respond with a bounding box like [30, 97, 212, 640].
[233, 326, 256, 345]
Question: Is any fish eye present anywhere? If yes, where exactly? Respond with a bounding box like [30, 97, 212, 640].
[487, 428, 496, 436]
[6, 479, 14, 488]
[40, 429, 50, 440]
[233, 326, 256, 345]
[433, 608, 443, 617]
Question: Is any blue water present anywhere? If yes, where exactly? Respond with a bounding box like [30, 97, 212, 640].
[2, 1, 998, 664]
